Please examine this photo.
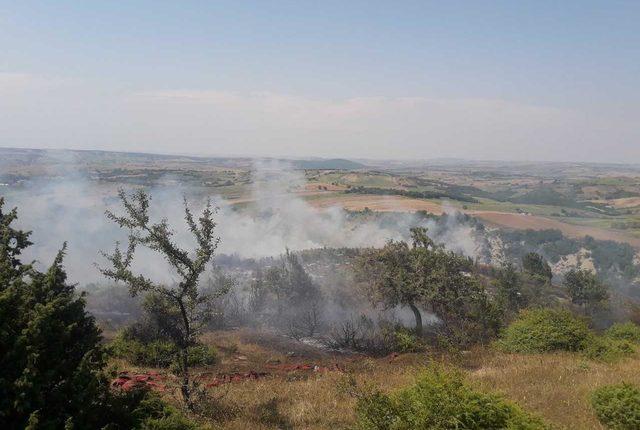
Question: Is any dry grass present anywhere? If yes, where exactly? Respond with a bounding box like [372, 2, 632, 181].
[468, 350, 640, 430]
[111, 330, 640, 429]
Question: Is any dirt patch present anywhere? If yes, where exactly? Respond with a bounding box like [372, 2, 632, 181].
[599, 197, 640, 209]
[111, 371, 169, 392]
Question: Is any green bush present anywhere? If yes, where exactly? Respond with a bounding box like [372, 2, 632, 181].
[582, 336, 635, 362]
[354, 365, 548, 430]
[185, 344, 219, 368]
[497, 308, 591, 353]
[606, 322, 640, 343]
[103, 385, 198, 429]
[110, 332, 217, 369]
[591, 383, 640, 430]
[392, 327, 425, 353]
[110, 334, 176, 367]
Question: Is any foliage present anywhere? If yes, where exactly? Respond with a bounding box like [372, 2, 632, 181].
[591, 383, 640, 430]
[0, 198, 195, 429]
[107, 388, 198, 430]
[497, 229, 640, 292]
[353, 365, 548, 430]
[522, 252, 552, 282]
[581, 336, 635, 362]
[100, 189, 224, 408]
[392, 327, 424, 353]
[110, 333, 217, 369]
[563, 269, 609, 310]
[497, 308, 591, 353]
[495, 263, 527, 313]
[263, 249, 324, 336]
[0, 198, 107, 429]
[606, 322, 640, 343]
[357, 227, 498, 343]
[345, 185, 478, 203]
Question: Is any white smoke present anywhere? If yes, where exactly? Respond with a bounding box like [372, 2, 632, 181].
[2, 162, 482, 285]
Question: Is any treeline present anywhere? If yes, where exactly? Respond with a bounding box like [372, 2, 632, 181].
[344, 186, 479, 203]
[496, 228, 640, 295]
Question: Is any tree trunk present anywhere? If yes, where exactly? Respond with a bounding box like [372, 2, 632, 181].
[409, 303, 423, 336]
[180, 347, 192, 411]
[177, 298, 194, 411]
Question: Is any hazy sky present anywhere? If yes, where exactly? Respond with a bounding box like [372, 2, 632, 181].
[1, 1, 639, 162]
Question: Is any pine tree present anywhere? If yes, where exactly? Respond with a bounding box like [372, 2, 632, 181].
[0, 198, 106, 429]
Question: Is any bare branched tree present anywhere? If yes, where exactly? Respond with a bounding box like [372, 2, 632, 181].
[99, 189, 221, 409]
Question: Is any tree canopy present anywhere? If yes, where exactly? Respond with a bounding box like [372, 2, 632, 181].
[357, 227, 497, 341]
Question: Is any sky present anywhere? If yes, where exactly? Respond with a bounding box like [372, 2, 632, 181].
[1, 1, 639, 163]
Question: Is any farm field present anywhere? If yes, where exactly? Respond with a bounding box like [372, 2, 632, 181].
[296, 192, 640, 248]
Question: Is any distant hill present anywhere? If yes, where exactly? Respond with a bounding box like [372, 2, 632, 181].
[290, 158, 366, 170]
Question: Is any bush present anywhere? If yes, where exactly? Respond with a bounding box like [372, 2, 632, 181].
[110, 334, 176, 367]
[606, 322, 640, 343]
[110, 332, 217, 369]
[354, 365, 548, 430]
[186, 344, 219, 367]
[392, 327, 424, 353]
[591, 383, 640, 430]
[326, 316, 425, 356]
[497, 308, 591, 353]
[113, 389, 197, 429]
[582, 336, 635, 362]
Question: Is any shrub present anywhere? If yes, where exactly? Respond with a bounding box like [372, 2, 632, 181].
[497, 308, 591, 353]
[110, 332, 217, 369]
[84, 381, 198, 429]
[186, 344, 218, 367]
[392, 327, 424, 353]
[606, 322, 640, 343]
[591, 383, 640, 430]
[326, 316, 425, 356]
[110, 334, 176, 367]
[582, 336, 635, 362]
[354, 365, 548, 430]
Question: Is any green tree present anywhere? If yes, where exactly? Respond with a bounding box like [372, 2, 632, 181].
[264, 249, 323, 336]
[563, 269, 609, 313]
[522, 252, 553, 283]
[0, 198, 104, 429]
[100, 189, 222, 410]
[495, 263, 525, 313]
[0, 198, 196, 429]
[357, 227, 495, 339]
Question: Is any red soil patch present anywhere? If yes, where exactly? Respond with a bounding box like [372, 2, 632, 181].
[111, 371, 167, 392]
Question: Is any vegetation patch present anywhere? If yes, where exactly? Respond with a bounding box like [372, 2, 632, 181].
[497, 308, 591, 353]
[345, 185, 479, 203]
[582, 336, 635, 363]
[352, 365, 548, 430]
[110, 331, 217, 369]
[606, 322, 640, 343]
[591, 383, 640, 430]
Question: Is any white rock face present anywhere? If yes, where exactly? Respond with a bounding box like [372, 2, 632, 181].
[552, 248, 596, 275]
